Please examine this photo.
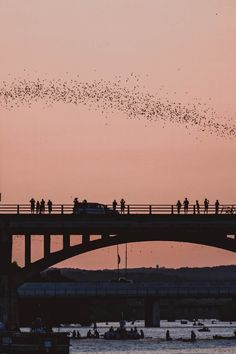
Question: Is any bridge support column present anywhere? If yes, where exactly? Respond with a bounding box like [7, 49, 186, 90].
[0, 223, 19, 328]
[82, 234, 90, 244]
[145, 299, 160, 327]
[63, 233, 70, 249]
[0, 276, 19, 328]
[25, 234, 31, 266]
[44, 234, 51, 258]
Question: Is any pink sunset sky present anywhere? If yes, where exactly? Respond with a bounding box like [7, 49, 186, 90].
[0, 0, 235, 269]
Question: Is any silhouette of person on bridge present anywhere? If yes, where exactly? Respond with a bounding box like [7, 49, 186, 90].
[36, 201, 40, 214]
[120, 199, 126, 214]
[176, 200, 182, 214]
[73, 198, 79, 214]
[215, 200, 219, 214]
[204, 198, 209, 214]
[47, 200, 52, 214]
[40, 199, 45, 214]
[82, 199, 88, 214]
[183, 198, 189, 214]
[30, 198, 35, 214]
[196, 200, 200, 214]
[113, 199, 117, 211]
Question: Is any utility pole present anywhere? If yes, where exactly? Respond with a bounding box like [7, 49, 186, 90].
[125, 243, 128, 279]
[117, 245, 120, 280]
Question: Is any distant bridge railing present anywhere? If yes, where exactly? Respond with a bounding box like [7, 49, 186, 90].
[18, 282, 236, 298]
[0, 204, 235, 215]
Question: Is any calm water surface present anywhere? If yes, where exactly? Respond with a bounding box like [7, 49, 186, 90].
[60, 320, 236, 354]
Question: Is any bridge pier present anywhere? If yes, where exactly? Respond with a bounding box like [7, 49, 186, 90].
[82, 234, 90, 244]
[44, 234, 51, 258]
[63, 234, 70, 249]
[25, 234, 31, 266]
[0, 276, 19, 328]
[0, 223, 19, 328]
[144, 299, 160, 327]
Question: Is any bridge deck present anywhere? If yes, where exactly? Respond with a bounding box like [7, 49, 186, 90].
[0, 213, 235, 283]
[1, 213, 235, 237]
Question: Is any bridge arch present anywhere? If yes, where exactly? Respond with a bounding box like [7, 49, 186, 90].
[20, 232, 236, 283]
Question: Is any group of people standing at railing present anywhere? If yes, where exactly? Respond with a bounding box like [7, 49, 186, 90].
[28, 197, 223, 215]
[29, 197, 127, 214]
[176, 198, 220, 214]
[30, 198, 53, 214]
[112, 199, 126, 213]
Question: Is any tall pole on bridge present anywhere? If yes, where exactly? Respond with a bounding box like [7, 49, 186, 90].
[125, 243, 128, 279]
[117, 245, 120, 280]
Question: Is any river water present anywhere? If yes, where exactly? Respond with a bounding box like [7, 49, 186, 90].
[60, 320, 236, 354]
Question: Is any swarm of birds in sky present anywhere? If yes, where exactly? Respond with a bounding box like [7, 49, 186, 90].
[0, 73, 235, 138]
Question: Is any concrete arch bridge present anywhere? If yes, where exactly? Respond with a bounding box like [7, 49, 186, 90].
[0, 205, 236, 325]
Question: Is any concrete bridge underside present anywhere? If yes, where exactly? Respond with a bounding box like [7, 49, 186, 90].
[0, 214, 235, 280]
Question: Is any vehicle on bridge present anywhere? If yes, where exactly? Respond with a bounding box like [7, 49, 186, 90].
[74, 202, 118, 215]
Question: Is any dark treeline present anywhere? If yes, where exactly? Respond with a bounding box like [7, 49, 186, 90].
[30, 265, 236, 283]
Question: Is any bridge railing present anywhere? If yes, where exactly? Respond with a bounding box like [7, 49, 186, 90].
[18, 282, 236, 298]
[0, 203, 235, 215]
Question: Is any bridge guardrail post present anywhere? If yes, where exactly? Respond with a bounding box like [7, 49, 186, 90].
[127, 205, 130, 215]
[17, 205, 20, 214]
[171, 205, 174, 214]
[149, 205, 152, 215]
[193, 205, 196, 215]
[61, 205, 64, 214]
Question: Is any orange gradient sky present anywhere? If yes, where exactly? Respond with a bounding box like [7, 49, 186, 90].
[0, 0, 236, 269]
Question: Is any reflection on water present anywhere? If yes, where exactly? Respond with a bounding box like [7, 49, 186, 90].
[61, 320, 236, 353]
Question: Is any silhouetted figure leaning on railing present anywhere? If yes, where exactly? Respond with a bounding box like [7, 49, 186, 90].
[40, 199, 45, 214]
[215, 200, 219, 214]
[73, 198, 79, 214]
[82, 199, 88, 214]
[204, 198, 209, 214]
[183, 198, 189, 214]
[120, 198, 126, 214]
[30, 198, 35, 213]
[113, 199, 117, 211]
[47, 199, 52, 214]
[176, 200, 181, 214]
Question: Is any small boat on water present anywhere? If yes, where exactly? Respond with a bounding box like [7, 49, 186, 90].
[181, 338, 196, 343]
[180, 320, 188, 325]
[198, 326, 210, 332]
[213, 335, 236, 340]
[104, 325, 144, 340]
[104, 331, 143, 340]
[70, 329, 100, 339]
